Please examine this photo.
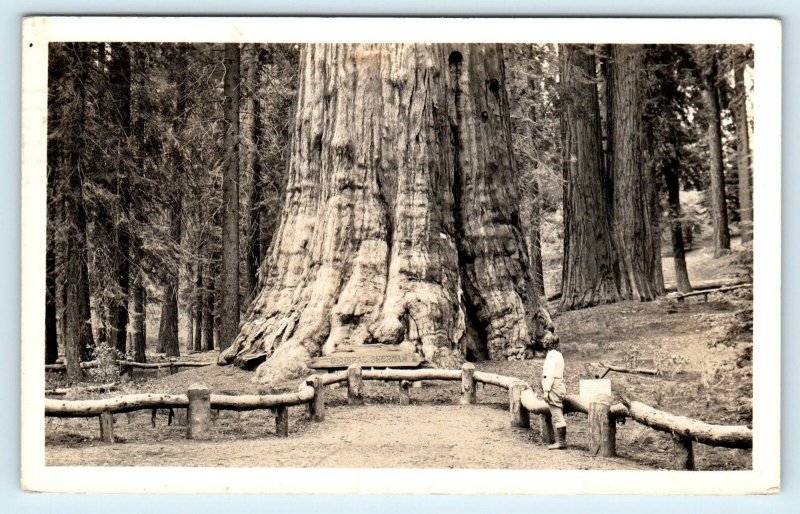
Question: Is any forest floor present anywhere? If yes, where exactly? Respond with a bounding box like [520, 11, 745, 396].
[45, 238, 753, 471]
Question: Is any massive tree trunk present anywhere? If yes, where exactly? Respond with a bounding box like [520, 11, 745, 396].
[220, 43, 241, 351]
[609, 44, 661, 301]
[108, 43, 133, 355]
[664, 163, 692, 293]
[558, 44, 621, 310]
[732, 47, 752, 245]
[220, 44, 553, 389]
[700, 46, 731, 257]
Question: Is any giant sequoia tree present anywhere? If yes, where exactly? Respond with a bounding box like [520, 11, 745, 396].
[219, 44, 554, 388]
[609, 44, 663, 301]
[559, 44, 621, 309]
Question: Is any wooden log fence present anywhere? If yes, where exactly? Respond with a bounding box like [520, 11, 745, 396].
[44, 365, 751, 469]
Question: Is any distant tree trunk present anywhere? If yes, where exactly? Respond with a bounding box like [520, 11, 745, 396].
[194, 258, 204, 351]
[131, 255, 147, 362]
[528, 180, 545, 299]
[241, 44, 260, 301]
[130, 46, 147, 363]
[45, 206, 58, 364]
[609, 44, 661, 301]
[219, 43, 241, 352]
[664, 164, 692, 293]
[642, 116, 665, 295]
[202, 256, 216, 352]
[220, 44, 551, 389]
[700, 46, 731, 257]
[108, 43, 132, 356]
[158, 198, 182, 357]
[732, 47, 752, 245]
[62, 43, 95, 378]
[559, 44, 621, 310]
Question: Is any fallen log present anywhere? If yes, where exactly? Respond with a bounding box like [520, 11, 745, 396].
[45, 394, 189, 417]
[676, 283, 752, 302]
[45, 361, 98, 372]
[590, 362, 658, 379]
[361, 368, 462, 382]
[47, 360, 214, 373]
[473, 371, 518, 390]
[209, 386, 315, 411]
[621, 398, 752, 449]
[45, 383, 118, 396]
[664, 278, 749, 293]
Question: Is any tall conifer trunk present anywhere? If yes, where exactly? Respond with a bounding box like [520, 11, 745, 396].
[732, 47, 752, 245]
[609, 44, 662, 301]
[700, 46, 731, 257]
[558, 44, 621, 310]
[220, 43, 241, 351]
[220, 44, 553, 389]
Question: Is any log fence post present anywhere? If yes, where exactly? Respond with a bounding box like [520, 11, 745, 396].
[347, 365, 364, 405]
[99, 411, 114, 442]
[187, 383, 211, 440]
[308, 376, 326, 422]
[399, 380, 411, 405]
[539, 414, 555, 444]
[588, 395, 616, 457]
[461, 363, 476, 405]
[509, 382, 530, 428]
[275, 405, 289, 437]
[672, 434, 695, 470]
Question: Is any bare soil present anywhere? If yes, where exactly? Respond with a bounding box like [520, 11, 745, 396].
[45, 240, 753, 471]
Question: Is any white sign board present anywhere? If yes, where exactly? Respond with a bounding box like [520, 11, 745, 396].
[580, 379, 612, 400]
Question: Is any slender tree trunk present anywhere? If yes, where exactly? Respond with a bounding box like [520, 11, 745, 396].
[609, 44, 661, 301]
[220, 44, 551, 389]
[108, 43, 132, 356]
[194, 258, 204, 351]
[241, 44, 260, 301]
[664, 163, 693, 293]
[732, 47, 752, 245]
[62, 43, 95, 378]
[700, 46, 731, 257]
[45, 206, 58, 364]
[220, 43, 241, 352]
[202, 258, 216, 352]
[131, 255, 147, 362]
[130, 46, 147, 364]
[559, 44, 621, 310]
[642, 117, 665, 295]
[158, 198, 182, 357]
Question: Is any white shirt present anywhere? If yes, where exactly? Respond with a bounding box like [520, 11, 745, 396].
[541, 349, 564, 392]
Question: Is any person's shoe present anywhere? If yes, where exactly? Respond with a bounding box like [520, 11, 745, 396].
[548, 427, 567, 450]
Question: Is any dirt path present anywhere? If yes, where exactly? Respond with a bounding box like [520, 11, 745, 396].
[46, 403, 648, 469]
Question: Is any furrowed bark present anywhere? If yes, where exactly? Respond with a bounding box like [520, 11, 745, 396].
[62, 43, 95, 377]
[220, 44, 551, 389]
[220, 43, 241, 351]
[609, 44, 661, 301]
[700, 46, 731, 257]
[558, 44, 621, 310]
[732, 46, 752, 245]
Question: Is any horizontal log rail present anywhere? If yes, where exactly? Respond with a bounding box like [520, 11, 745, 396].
[46, 360, 215, 373]
[44, 364, 752, 468]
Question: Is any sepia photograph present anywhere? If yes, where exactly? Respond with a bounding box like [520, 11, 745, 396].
[19, 17, 781, 495]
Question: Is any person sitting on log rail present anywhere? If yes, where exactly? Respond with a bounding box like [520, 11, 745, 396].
[541, 335, 567, 450]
